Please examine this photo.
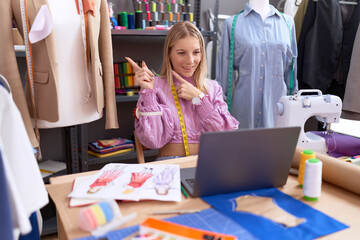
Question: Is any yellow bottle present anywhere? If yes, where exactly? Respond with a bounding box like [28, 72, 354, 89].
[298, 149, 316, 187]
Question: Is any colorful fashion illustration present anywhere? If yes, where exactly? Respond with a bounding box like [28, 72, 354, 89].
[153, 166, 177, 195]
[123, 167, 154, 194]
[88, 165, 125, 194]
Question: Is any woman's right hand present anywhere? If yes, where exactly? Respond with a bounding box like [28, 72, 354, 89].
[125, 57, 155, 90]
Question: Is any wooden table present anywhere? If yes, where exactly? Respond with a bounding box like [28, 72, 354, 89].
[46, 156, 360, 240]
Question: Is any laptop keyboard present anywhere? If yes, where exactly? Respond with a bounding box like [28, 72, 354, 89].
[186, 178, 195, 188]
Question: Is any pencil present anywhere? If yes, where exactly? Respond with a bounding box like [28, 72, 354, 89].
[181, 185, 189, 198]
[151, 209, 201, 215]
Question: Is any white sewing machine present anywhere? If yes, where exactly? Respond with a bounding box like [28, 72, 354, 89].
[275, 89, 342, 154]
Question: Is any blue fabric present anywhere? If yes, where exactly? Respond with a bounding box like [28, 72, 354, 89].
[76, 208, 256, 240]
[19, 212, 40, 240]
[202, 188, 348, 240]
[216, 3, 298, 129]
[0, 151, 14, 240]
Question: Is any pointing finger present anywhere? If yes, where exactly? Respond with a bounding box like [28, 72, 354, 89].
[171, 70, 187, 83]
[142, 61, 155, 77]
[125, 57, 141, 72]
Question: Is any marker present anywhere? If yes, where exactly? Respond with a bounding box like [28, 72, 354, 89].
[150, 209, 201, 215]
[181, 185, 188, 198]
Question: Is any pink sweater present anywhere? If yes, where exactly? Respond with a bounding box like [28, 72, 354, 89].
[135, 76, 239, 149]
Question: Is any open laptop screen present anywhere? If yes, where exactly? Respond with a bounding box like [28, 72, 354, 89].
[181, 127, 301, 197]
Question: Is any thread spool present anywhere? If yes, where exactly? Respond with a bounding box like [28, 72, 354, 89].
[183, 13, 187, 21]
[181, 4, 185, 13]
[176, 12, 180, 21]
[174, 3, 178, 13]
[153, 11, 159, 21]
[135, 11, 143, 29]
[303, 158, 322, 201]
[159, 2, 164, 12]
[137, 1, 142, 11]
[152, 1, 156, 12]
[299, 149, 316, 187]
[118, 12, 128, 29]
[145, 2, 149, 12]
[168, 12, 173, 21]
[179, 0, 183, 4]
[167, 3, 171, 12]
[142, 19, 146, 29]
[146, 11, 151, 21]
[127, 13, 135, 29]
[172, 0, 176, 3]
[189, 12, 193, 22]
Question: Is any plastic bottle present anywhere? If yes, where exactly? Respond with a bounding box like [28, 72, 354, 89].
[298, 149, 316, 187]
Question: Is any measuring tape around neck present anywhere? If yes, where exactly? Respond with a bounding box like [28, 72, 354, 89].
[170, 84, 190, 157]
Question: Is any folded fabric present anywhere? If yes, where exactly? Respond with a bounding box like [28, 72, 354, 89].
[88, 138, 134, 153]
[88, 148, 134, 158]
[312, 131, 360, 158]
[88, 143, 134, 154]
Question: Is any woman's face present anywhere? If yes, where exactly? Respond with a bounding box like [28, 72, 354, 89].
[169, 36, 201, 78]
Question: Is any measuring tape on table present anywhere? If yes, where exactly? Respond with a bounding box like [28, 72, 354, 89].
[171, 84, 190, 157]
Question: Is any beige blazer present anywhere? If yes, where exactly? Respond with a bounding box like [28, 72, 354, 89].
[342, 24, 360, 121]
[0, 0, 119, 147]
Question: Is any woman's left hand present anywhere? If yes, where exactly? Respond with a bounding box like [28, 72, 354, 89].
[171, 70, 201, 101]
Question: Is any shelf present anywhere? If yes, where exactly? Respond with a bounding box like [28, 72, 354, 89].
[116, 94, 139, 102]
[87, 149, 158, 165]
[111, 29, 215, 37]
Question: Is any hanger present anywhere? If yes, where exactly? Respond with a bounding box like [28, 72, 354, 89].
[313, 0, 358, 5]
[0, 74, 11, 94]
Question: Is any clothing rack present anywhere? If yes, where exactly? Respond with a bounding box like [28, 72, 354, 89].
[313, 0, 358, 5]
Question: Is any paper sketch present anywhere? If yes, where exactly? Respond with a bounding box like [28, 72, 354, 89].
[153, 166, 177, 195]
[88, 165, 126, 194]
[68, 163, 181, 202]
[122, 167, 154, 194]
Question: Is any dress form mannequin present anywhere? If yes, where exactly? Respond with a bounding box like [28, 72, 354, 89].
[0, 0, 118, 148]
[216, 1, 298, 129]
[249, 0, 271, 21]
[35, 0, 102, 128]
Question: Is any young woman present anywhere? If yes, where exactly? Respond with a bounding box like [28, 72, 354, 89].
[126, 21, 239, 159]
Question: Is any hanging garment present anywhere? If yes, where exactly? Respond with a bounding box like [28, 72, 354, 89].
[216, 4, 297, 129]
[0, 150, 14, 240]
[0, 86, 48, 238]
[342, 24, 360, 120]
[284, 0, 303, 18]
[297, 0, 360, 98]
[293, 0, 309, 41]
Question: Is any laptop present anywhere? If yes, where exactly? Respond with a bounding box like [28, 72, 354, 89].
[181, 127, 301, 197]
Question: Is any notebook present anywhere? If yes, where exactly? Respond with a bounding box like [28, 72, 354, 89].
[181, 127, 301, 197]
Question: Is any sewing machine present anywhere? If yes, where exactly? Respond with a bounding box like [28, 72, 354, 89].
[275, 89, 342, 154]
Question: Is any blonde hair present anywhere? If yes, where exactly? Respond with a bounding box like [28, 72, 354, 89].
[160, 21, 208, 92]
